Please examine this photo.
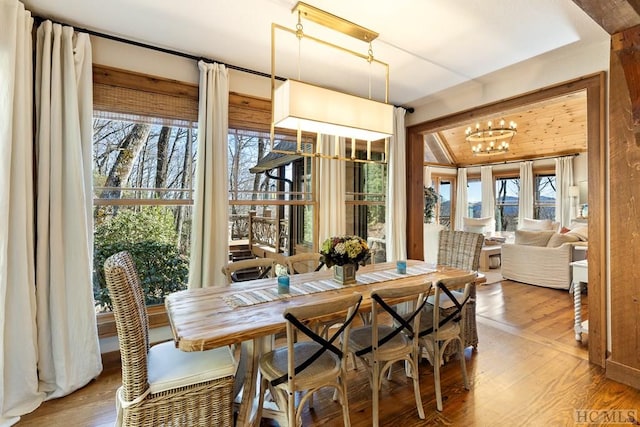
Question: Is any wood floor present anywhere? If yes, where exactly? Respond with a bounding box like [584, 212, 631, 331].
[17, 278, 640, 426]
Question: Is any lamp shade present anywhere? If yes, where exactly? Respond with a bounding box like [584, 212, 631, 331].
[569, 185, 580, 198]
[273, 79, 394, 141]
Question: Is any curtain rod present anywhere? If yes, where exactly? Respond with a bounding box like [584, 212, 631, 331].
[31, 14, 413, 112]
[461, 152, 580, 168]
[31, 14, 278, 81]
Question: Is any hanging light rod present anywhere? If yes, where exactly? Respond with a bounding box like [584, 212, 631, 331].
[292, 2, 379, 43]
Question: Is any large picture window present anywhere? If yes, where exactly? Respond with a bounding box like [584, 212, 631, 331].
[346, 157, 387, 262]
[495, 177, 519, 231]
[534, 173, 556, 220]
[92, 66, 198, 312]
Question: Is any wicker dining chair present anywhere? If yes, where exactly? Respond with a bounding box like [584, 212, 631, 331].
[221, 257, 276, 284]
[348, 282, 432, 427]
[417, 273, 476, 411]
[104, 251, 237, 427]
[434, 230, 484, 354]
[284, 252, 325, 275]
[256, 293, 362, 427]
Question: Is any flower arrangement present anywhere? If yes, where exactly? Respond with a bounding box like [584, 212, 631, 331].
[320, 235, 370, 268]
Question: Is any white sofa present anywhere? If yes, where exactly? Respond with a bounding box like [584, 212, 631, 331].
[501, 228, 587, 290]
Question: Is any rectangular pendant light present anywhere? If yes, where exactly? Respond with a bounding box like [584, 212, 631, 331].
[273, 79, 394, 142]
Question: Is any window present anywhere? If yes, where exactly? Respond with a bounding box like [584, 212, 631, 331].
[92, 66, 198, 313]
[432, 176, 453, 229]
[535, 174, 556, 220]
[495, 177, 519, 231]
[467, 179, 482, 218]
[227, 129, 315, 257]
[346, 156, 387, 263]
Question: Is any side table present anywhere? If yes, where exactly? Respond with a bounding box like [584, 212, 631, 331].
[479, 245, 501, 272]
[570, 259, 588, 341]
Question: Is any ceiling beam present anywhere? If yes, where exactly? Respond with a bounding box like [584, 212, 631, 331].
[572, 0, 640, 34]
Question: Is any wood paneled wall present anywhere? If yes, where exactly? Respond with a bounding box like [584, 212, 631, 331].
[606, 24, 640, 388]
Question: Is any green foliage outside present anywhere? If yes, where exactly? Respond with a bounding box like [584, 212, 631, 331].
[424, 186, 439, 223]
[93, 207, 189, 311]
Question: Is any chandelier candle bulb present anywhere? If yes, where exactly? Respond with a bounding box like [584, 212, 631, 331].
[465, 117, 517, 155]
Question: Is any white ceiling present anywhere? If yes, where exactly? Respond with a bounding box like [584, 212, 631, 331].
[22, 0, 608, 107]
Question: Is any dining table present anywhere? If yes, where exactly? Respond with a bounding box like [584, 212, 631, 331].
[165, 259, 479, 426]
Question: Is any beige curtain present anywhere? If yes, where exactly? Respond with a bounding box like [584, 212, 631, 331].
[0, 2, 38, 424]
[555, 156, 574, 227]
[480, 165, 495, 222]
[518, 161, 534, 223]
[385, 107, 407, 261]
[188, 61, 229, 288]
[455, 168, 468, 230]
[35, 19, 102, 399]
[1, 9, 102, 424]
[318, 135, 346, 242]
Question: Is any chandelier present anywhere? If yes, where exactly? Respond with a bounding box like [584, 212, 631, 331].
[270, 2, 393, 164]
[465, 119, 517, 155]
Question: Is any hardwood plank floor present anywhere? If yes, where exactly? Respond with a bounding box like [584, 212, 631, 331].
[17, 279, 640, 426]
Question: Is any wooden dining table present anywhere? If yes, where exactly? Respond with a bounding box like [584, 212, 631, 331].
[165, 259, 478, 426]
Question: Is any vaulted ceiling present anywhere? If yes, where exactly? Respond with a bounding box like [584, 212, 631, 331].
[423, 90, 588, 167]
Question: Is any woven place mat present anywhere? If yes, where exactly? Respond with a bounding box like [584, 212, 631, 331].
[223, 264, 436, 308]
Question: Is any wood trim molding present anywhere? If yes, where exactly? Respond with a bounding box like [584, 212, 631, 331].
[405, 73, 606, 367]
[606, 359, 640, 390]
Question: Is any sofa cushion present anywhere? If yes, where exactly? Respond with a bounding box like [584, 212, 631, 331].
[514, 230, 555, 246]
[567, 225, 588, 241]
[463, 217, 494, 234]
[547, 232, 580, 248]
[519, 218, 559, 231]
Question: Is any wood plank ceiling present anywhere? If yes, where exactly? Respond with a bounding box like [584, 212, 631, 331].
[424, 90, 588, 167]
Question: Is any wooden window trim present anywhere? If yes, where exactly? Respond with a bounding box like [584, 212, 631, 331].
[92, 66, 284, 340]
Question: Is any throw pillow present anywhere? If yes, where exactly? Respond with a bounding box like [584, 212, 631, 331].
[547, 232, 580, 248]
[560, 226, 571, 234]
[520, 218, 555, 231]
[463, 217, 493, 234]
[514, 230, 556, 246]
[567, 225, 588, 241]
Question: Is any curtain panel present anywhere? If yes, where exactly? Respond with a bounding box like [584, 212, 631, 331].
[1, 6, 102, 423]
[189, 61, 229, 288]
[385, 107, 407, 261]
[318, 135, 346, 242]
[555, 156, 574, 227]
[455, 168, 468, 231]
[0, 2, 38, 424]
[480, 165, 495, 220]
[518, 161, 534, 224]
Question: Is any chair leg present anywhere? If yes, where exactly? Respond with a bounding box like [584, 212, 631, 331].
[433, 341, 443, 412]
[288, 390, 296, 427]
[458, 338, 470, 390]
[339, 377, 352, 427]
[256, 376, 268, 424]
[408, 356, 425, 419]
[372, 361, 380, 427]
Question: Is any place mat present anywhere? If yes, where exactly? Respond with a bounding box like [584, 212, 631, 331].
[223, 264, 436, 308]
